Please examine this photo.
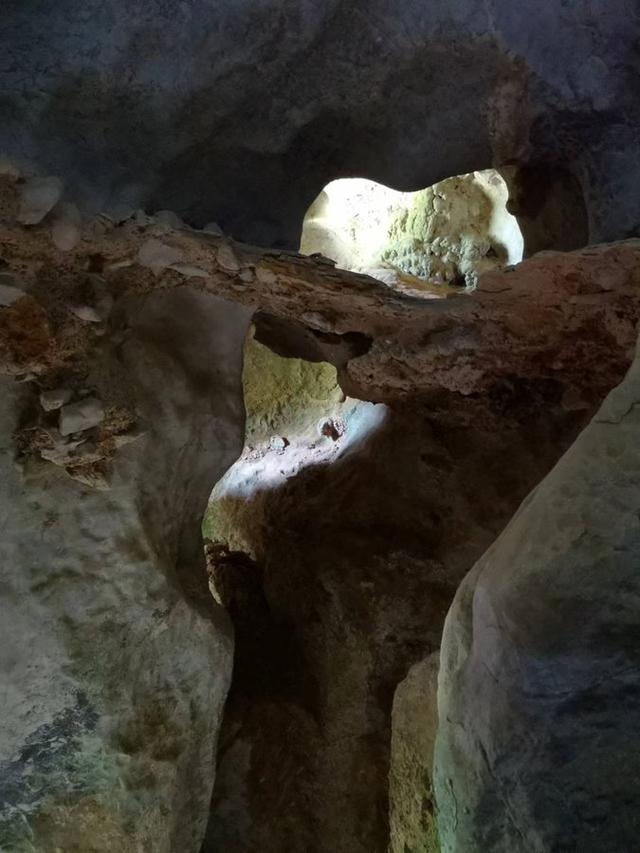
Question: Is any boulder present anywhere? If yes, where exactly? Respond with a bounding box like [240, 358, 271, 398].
[0, 289, 252, 852]
[434, 334, 640, 852]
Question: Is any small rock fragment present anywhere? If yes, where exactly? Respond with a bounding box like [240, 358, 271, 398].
[217, 242, 240, 272]
[170, 263, 209, 278]
[68, 467, 110, 490]
[255, 266, 277, 285]
[70, 304, 103, 323]
[113, 429, 145, 448]
[40, 387, 73, 411]
[109, 204, 135, 223]
[269, 435, 289, 452]
[18, 176, 63, 225]
[0, 283, 26, 306]
[59, 396, 105, 436]
[51, 203, 82, 251]
[40, 435, 86, 465]
[138, 238, 183, 273]
[155, 210, 183, 229]
[203, 221, 223, 236]
[134, 209, 152, 228]
[105, 258, 133, 271]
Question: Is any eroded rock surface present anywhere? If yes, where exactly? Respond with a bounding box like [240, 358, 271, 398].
[389, 653, 440, 853]
[2, 169, 640, 851]
[2, 1, 639, 246]
[435, 335, 640, 852]
[0, 257, 251, 848]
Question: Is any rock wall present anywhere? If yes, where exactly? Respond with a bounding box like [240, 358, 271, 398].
[3, 169, 640, 850]
[201, 392, 597, 853]
[389, 653, 441, 853]
[2, 1, 639, 246]
[435, 334, 640, 851]
[0, 270, 251, 848]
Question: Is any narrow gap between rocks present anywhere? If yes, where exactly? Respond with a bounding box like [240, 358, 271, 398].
[200, 327, 388, 853]
[197, 169, 526, 853]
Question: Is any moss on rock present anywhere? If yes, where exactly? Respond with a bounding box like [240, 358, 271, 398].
[242, 328, 342, 445]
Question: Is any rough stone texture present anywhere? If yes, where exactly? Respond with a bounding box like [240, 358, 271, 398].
[202, 393, 592, 853]
[434, 337, 640, 852]
[240, 328, 344, 446]
[0, 278, 251, 848]
[1, 175, 638, 410]
[500, 165, 590, 257]
[1, 1, 639, 246]
[2, 173, 640, 850]
[389, 653, 440, 853]
[301, 172, 522, 289]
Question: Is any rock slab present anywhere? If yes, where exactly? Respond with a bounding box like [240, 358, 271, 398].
[435, 334, 640, 851]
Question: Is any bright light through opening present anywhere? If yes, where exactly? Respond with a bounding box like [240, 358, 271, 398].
[300, 171, 523, 296]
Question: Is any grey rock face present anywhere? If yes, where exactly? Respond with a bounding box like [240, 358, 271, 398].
[434, 336, 640, 852]
[59, 395, 105, 435]
[0, 289, 252, 851]
[1, 1, 638, 245]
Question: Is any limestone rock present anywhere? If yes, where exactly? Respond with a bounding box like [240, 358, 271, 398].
[138, 238, 183, 272]
[2, 3, 639, 245]
[0, 283, 25, 307]
[17, 176, 63, 225]
[3, 175, 640, 851]
[301, 172, 523, 288]
[434, 335, 640, 852]
[59, 396, 105, 435]
[389, 654, 440, 853]
[0, 289, 252, 852]
[51, 203, 82, 251]
[39, 387, 73, 411]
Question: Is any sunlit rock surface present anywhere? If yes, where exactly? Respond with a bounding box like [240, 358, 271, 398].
[435, 336, 640, 852]
[204, 329, 385, 551]
[301, 172, 523, 289]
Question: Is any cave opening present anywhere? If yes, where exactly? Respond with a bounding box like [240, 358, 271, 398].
[300, 170, 524, 295]
[198, 167, 528, 853]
